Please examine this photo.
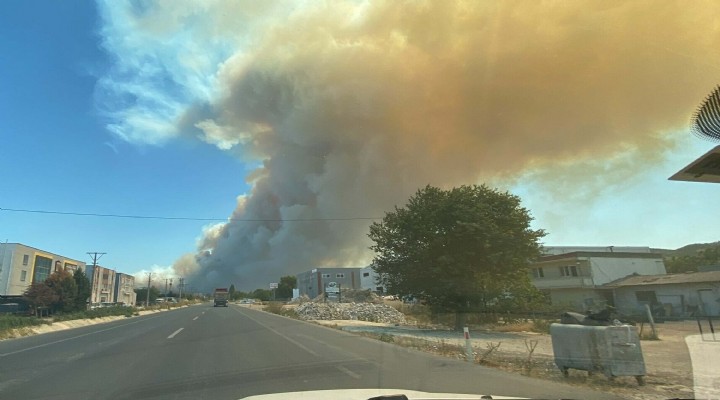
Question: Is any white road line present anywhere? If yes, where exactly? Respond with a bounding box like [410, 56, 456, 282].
[193, 316, 199, 321]
[230, 307, 318, 357]
[0, 314, 166, 358]
[335, 365, 361, 379]
[167, 328, 184, 339]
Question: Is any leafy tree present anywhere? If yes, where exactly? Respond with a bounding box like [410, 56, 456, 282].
[276, 275, 297, 300]
[369, 185, 546, 328]
[134, 286, 161, 306]
[73, 268, 91, 311]
[45, 270, 78, 313]
[24, 283, 58, 316]
[232, 291, 249, 300]
[665, 243, 720, 273]
[251, 288, 272, 301]
[229, 284, 236, 299]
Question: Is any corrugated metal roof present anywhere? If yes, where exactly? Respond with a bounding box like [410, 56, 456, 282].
[536, 251, 663, 263]
[605, 271, 720, 287]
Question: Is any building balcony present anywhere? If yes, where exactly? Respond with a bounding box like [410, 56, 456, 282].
[532, 277, 595, 289]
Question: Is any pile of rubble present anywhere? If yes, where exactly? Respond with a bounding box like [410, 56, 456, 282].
[295, 302, 406, 324]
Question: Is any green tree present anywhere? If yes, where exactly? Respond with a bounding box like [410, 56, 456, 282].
[251, 288, 272, 301]
[369, 185, 546, 329]
[73, 268, 91, 311]
[229, 284, 237, 300]
[135, 286, 161, 306]
[23, 282, 58, 317]
[45, 270, 78, 313]
[665, 243, 720, 273]
[276, 275, 297, 300]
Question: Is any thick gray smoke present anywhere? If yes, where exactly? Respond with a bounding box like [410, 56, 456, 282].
[97, 1, 720, 290]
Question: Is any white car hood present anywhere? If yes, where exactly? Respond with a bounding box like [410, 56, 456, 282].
[240, 388, 525, 400]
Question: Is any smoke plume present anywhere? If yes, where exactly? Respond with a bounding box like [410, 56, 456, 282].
[97, 1, 720, 290]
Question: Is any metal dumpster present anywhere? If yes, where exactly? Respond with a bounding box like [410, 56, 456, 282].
[550, 323, 646, 385]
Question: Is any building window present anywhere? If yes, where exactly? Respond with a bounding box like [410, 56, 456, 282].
[20, 270, 27, 282]
[321, 273, 331, 278]
[559, 265, 578, 277]
[32, 255, 52, 283]
[635, 291, 657, 303]
[532, 268, 544, 278]
[363, 272, 370, 277]
[22, 254, 29, 265]
[336, 273, 345, 278]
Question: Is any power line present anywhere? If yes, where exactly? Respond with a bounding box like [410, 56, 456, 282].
[0, 207, 381, 222]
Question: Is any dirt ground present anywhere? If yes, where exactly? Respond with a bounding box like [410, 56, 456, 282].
[313, 318, 719, 400]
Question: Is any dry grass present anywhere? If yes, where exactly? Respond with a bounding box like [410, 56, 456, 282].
[493, 321, 535, 332]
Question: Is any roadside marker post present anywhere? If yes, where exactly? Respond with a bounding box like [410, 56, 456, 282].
[463, 327, 473, 362]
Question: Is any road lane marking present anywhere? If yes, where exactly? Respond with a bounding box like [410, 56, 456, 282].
[0, 314, 166, 358]
[193, 316, 199, 321]
[230, 307, 318, 357]
[336, 365, 361, 379]
[167, 328, 184, 339]
[66, 352, 84, 362]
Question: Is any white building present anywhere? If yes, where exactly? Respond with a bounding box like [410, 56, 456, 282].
[296, 268, 361, 299]
[607, 271, 720, 317]
[114, 273, 136, 306]
[0, 243, 85, 296]
[530, 246, 666, 311]
[360, 265, 386, 294]
[86, 265, 117, 304]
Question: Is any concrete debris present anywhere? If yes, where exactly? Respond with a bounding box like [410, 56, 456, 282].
[295, 302, 406, 324]
[289, 294, 312, 304]
[339, 289, 383, 304]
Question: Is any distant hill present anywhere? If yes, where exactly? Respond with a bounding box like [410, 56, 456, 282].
[655, 241, 720, 273]
[654, 241, 720, 257]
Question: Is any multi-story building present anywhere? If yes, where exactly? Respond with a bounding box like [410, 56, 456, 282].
[0, 243, 85, 296]
[114, 273, 136, 306]
[360, 265, 386, 294]
[530, 246, 666, 311]
[296, 267, 361, 299]
[86, 264, 117, 304]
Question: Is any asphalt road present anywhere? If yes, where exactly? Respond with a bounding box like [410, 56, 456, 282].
[0, 304, 620, 400]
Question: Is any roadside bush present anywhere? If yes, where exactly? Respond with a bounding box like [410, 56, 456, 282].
[264, 302, 299, 319]
[0, 315, 48, 331]
[531, 318, 554, 333]
[264, 302, 284, 314]
[53, 306, 135, 322]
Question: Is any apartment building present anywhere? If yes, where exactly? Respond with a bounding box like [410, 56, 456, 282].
[86, 264, 117, 304]
[0, 243, 85, 296]
[114, 273, 137, 306]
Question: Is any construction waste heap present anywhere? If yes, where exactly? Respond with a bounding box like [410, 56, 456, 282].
[292, 290, 406, 325]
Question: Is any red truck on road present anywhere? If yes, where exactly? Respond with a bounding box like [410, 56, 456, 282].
[213, 288, 229, 307]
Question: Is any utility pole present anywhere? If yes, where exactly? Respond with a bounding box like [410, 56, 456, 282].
[145, 272, 154, 307]
[164, 278, 168, 296]
[178, 278, 184, 300]
[169, 278, 173, 297]
[86, 252, 106, 306]
[86, 252, 106, 268]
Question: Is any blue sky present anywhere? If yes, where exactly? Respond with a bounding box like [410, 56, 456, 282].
[0, 1, 249, 275]
[1, 1, 719, 287]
